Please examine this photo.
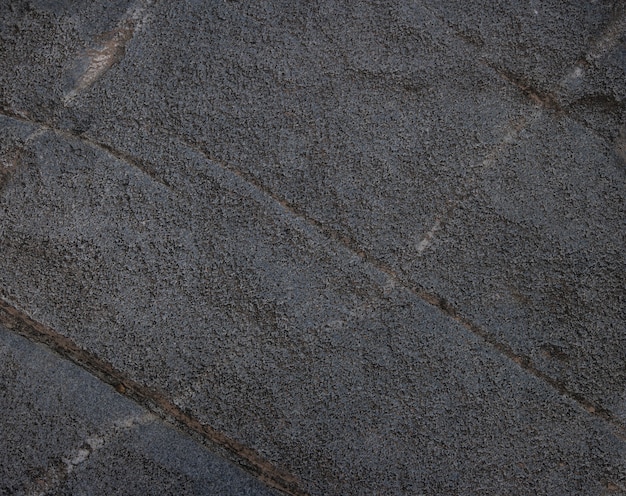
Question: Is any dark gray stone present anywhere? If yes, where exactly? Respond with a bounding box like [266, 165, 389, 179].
[0, 126, 623, 494]
[0, 115, 39, 191]
[1, 1, 625, 494]
[0, 0, 135, 122]
[423, 0, 618, 94]
[59, 422, 278, 496]
[558, 19, 626, 143]
[0, 326, 141, 495]
[395, 112, 626, 418]
[0, 325, 278, 495]
[43, 0, 623, 419]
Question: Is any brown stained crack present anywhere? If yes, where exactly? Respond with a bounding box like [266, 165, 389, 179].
[184, 139, 626, 440]
[0, 4, 621, 488]
[420, 1, 623, 147]
[479, 62, 622, 149]
[76, 23, 133, 91]
[404, 284, 625, 437]
[2, 104, 623, 450]
[0, 108, 172, 192]
[0, 298, 307, 496]
[540, 343, 571, 363]
[94, 138, 174, 191]
[485, 62, 565, 114]
[570, 93, 624, 115]
[420, 1, 561, 114]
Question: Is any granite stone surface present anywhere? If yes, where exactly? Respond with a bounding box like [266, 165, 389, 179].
[0, 326, 277, 495]
[0, 1, 624, 494]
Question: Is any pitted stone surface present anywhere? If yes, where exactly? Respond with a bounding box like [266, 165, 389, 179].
[0, 326, 277, 495]
[0, 1, 624, 495]
[0, 115, 624, 495]
[35, 0, 623, 418]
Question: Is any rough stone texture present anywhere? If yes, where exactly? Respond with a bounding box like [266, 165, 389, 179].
[558, 17, 626, 144]
[36, 0, 621, 418]
[424, 0, 618, 90]
[59, 421, 277, 496]
[0, 1, 625, 495]
[0, 324, 141, 495]
[0, 113, 624, 494]
[0, 116, 37, 191]
[0, 0, 135, 119]
[0, 325, 276, 495]
[423, 1, 626, 146]
[399, 112, 626, 418]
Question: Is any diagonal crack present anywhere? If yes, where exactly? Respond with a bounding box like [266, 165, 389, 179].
[0, 107, 173, 192]
[580, 3, 626, 66]
[1, 105, 622, 439]
[422, 0, 625, 150]
[0, 297, 307, 496]
[483, 62, 565, 114]
[479, 60, 620, 148]
[182, 140, 626, 440]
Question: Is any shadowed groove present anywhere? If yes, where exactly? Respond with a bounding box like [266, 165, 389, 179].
[184, 140, 626, 440]
[0, 108, 173, 192]
[1, 106, 623, 441]
[0, 297, 307, 496]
